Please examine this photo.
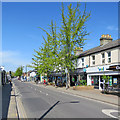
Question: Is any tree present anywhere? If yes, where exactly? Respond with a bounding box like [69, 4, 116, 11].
[14, 66, 23, 77]
[32, 21, 60, 82]
[102, 75, 110, 93]
[31, 3, 90, 88]
[58, 3, 91, 88]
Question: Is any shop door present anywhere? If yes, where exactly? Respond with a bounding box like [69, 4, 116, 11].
[92, 76, 99, 89]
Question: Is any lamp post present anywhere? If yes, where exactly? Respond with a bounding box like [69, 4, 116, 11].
[65, 68, 68, 89]
[26, 65, 27, 81]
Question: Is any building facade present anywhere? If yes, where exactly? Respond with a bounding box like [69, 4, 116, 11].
[76, 34, 120, 90]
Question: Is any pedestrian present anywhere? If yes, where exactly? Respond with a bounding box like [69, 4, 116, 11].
[44, 79, 46, 85]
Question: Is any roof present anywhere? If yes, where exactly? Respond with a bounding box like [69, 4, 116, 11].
[78, 39, 120, 57]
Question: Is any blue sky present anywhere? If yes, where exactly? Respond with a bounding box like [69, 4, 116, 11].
[2, 2, 118, 72]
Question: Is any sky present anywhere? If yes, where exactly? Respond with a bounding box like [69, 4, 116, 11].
[1, 2, 118, 72]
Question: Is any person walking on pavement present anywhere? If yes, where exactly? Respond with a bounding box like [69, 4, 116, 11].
[44, 79, 46, 85]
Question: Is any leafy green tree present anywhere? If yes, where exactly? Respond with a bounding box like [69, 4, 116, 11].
[58, 3, 91, 88]
[32, 21, 60, 81]
[102, 75, 110, 93]
[31, 3, 90, 88]
[14, 66, 23, 77]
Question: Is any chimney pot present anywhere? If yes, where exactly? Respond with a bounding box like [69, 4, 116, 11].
[100, 34, 112, 46]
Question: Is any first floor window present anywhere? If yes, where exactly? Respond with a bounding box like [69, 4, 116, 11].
[92, 55, 95, 65]
[107, 51, 111, 63]
[82, 58, 84, 67]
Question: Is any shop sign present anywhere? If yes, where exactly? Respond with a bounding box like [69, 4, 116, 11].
[116, 66, 120, 70]
[98, 67, 104, 71]
[109, 76, 112, 86]
[113, 78, 117, 84]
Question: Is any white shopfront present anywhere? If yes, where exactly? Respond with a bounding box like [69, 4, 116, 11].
[86, 65, 120, 90]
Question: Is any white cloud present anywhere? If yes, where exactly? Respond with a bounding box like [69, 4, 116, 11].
[106, 26, 118, 31]
[0, 50, 32, 72]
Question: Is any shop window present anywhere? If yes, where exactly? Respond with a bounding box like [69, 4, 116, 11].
[102, 53, 105, 64]
[107, 51, 111, 63]
[92, 55, 95, 65]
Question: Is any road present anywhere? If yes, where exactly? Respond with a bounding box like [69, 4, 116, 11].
[13, 78, 118, 119]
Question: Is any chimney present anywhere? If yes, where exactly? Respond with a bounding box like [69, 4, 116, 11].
[75, 47, 83, 56]
[100, 34, 113, 46]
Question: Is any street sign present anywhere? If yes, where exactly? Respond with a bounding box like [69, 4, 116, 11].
[116, 66, 120, 70]
[65, 68, 68, 73]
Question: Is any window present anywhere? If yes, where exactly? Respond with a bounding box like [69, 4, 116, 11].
[81, 58, 84, 67]
[102, 53, 105, 64]
[92, 55, 95, 65]
[107, 51, 111, 63]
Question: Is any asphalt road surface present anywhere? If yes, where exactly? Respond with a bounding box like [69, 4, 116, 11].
[13, 78, 118, 119]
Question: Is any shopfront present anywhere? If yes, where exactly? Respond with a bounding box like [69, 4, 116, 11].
[70, 68, 87, 86]
[86, 65, 120, 90]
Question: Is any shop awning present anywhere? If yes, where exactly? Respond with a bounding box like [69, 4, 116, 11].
[70, 68, 86, 75]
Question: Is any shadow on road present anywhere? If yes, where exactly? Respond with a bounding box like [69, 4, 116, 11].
[58, 101, 80, 105]
[2, 83, 12, 119]
[39, 101, 60, 120]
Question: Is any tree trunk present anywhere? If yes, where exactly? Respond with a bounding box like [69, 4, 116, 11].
[55, 76, 57, 86]
[67, 72, 70, 88]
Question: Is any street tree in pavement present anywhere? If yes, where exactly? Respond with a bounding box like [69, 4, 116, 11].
[58, 3, 91, 88]
[14, 66, 23, 78]
[31, 3, 91, 87]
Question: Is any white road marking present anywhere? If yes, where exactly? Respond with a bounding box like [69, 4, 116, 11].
[35, 88, 36, 90]
[102, 109, 119, 118]
[40, 91, 42, 92]
[31, 87, 32, 88]
[46, 93, 48, 96]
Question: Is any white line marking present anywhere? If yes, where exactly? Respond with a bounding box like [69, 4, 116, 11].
[35, 88, 36, 90]
[40, 91, 42, 92]
[102, 109, 119, 118]
[46, 93, 48, 96]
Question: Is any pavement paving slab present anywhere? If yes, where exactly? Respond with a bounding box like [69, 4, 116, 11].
[7, 83, 18, 119]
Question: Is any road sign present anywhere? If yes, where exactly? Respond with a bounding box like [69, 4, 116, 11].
[65, 68, 68, 73]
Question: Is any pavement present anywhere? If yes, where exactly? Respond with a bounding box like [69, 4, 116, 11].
[1, 83, 18, 119]
[30, 81, 119, 106]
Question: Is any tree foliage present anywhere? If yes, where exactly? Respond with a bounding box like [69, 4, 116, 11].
[14, 66, 23, 77]
[31, 3, 91, 87]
